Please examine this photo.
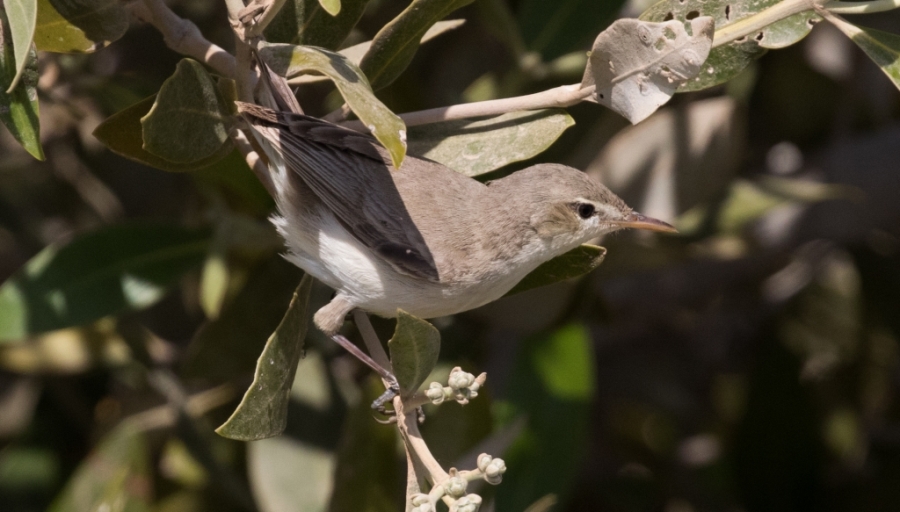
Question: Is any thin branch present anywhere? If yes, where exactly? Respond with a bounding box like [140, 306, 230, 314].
[129, 382, 238, 431]
[711, 0, 818, 48]
[822, 0, 900, 13]
[133, 0, 236, 77]
[246, 0, 288, 38]
[353, 310, 392, 370]
[231, 130, 275, 196]
[395, 396, 449, 483]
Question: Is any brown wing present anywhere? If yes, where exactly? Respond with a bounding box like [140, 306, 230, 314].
[239, 103, 439, 282]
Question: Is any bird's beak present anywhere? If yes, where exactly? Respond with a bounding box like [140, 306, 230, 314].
[614, 212, 678, 233]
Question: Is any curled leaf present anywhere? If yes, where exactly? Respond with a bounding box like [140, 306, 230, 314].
[581, 16, 714, 124]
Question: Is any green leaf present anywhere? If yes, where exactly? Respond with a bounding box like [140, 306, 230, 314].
[182, 257, 303, 381]
[0, 7, 43, 160]
[387, 310, 440, 399]
[264, 0, 369, 49]
[94, 95, 235, 172]
[141, 59, 233, 164]
[407, 109, 574, 177]
[5, 0, 37, 94]
[359, 0, 475, 90]
[33, 0, 128, 53]
[216, 275, 313, 441]
[827, 17, 900, 92]
[517, 0, 626, 60]
[260, 43, 407, 168]
[581, 17, 714, 124]
[317, 0, 340, 16]
[0, 223, 211, 343]
[505, 244, 606, 297]
[48, 422, 151, 512]
[640, 0, 819, 91]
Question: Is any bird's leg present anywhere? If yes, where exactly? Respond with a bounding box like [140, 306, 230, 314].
[351, 310, 404, 414]
[330, 333, 399, 414]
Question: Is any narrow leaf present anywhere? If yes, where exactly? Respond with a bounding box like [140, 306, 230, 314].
[359, 0, 475, 90]
[581, 17, 714, 124]
[5, 0, 37, 93]
[33, 0, 128, 53]
[388, 311, 440, 398]
[407, 109, 574, 177]
[505, 244, 607, 297]
[317, 0, 340, 16]
[264, 0, 369, 49]
[640, 0, 819, 91]
[216, 275, 313, 441]
[48, 422, 151, 512]
[0, 223, 210, 342]
[141, 59, 232, 164]
[828, 16, 900, 92]
[94, 95, 234, 172]
[260, 43, 407, 168]
[0, 7, 43, 160]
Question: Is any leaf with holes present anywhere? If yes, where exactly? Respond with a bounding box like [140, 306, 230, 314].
[581, 17, 714, 124]
[359, 0, 475, 90]
[827, 15, 900, 92]
[408, 109, 574, 177]
[640, 0, 820, 91]
[260, 43, 407, 168]
[0, 6, 42, 160]
[33, 0, 128, 53]
[388, 311, 440, 399]
[217, 275, 313, 441]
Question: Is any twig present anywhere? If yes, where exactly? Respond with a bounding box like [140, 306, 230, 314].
[129, 382, 238, 431]
[822, 0, 900, 13]
[395, 395, 449, 483]
[133, 0, 236, 78]
[230, 129, 275, 196]
[353, 310, 391, 370]
[711, 0, 819, 48]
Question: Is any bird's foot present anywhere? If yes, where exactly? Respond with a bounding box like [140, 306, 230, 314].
[371, 375, 400, 414]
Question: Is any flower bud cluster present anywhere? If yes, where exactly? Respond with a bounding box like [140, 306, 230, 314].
[409, 493, 434, 512]
[427, 367, 484, 405]
[452, 494, 483, 512]
[477, 453, 507, 485]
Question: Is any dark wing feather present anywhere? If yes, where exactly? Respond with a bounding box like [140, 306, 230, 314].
[240, 104, 439, 282]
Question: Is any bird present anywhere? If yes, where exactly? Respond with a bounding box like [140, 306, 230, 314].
[238, 102, 675, 401]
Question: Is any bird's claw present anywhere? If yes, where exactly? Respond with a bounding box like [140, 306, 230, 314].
[371, 375, 400, 414]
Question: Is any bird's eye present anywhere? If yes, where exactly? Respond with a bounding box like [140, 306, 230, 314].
[576, 203, 595, 219]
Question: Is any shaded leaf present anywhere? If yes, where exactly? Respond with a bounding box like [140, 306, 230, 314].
[48, 422, 151, 512]
[5, 0, 37, 93]
[182, 257, 303, 381]
[94, 95, 235, 172]
[581, 17, 714, 124]
[260, 43, 407, 167]
[505, 244, 607, 297]
[217, 275, 313, 441]
[407, 109, 574, 177]
[264, 0, 369, 49]
[0, 318, 131, 374]
[517, 0, 626, 60]
[33, 0, 128, 53]
[0, 7, 43, 160]
[640, 0, 819, 91]
[327, 379, 401, 512]
[359, 0, 475, 90]
[318, 0, 340, 16]
[0, 224, 210, 343]
[141, 59, 233, 164]
[290, 19, 465, 85]
[827, 16, 900, 92]
[388, 310, 440, 399]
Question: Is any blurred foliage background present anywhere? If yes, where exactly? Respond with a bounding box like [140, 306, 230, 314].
[3, 0, 900, 511]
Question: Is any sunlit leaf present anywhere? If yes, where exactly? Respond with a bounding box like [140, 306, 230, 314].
[407, 109, 574, 177]
[0, 318, 131, 374]
[33, 0, 128, 53]
[217, 276, 313, 441]
[359, 0, 475, 90]
[581, 17, 714, 123]
[0, 224, 210, 343]
[388, 310, 440, 399]
[260, 43, 407, 168]
[265, 0, 369, 49]
[505, 244, 607, 297]
[517, 0, 626, 60]
[94, 95, 235, 172]
[640, 0, 819, 91]
[48, 422, 151, 512]
[4, 0, 37, 93]
[0, 7, 43, 160]
[827, 16, 900, 92]
[141, 59, 233, 164]
[317, 0, 340, 16]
